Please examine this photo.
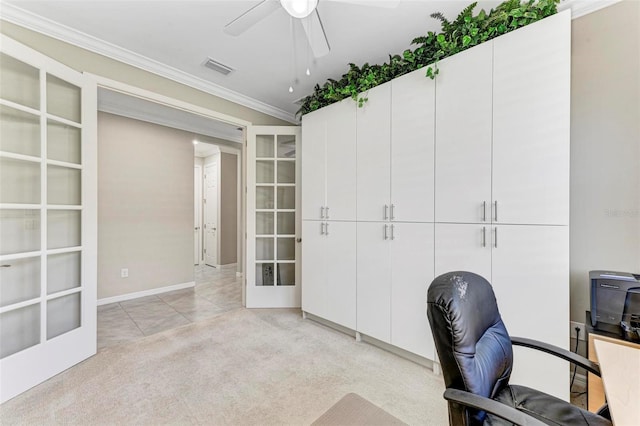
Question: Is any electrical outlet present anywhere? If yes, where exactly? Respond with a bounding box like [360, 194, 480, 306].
[570, 321, 586, 341]
[121, 268, 129, 278]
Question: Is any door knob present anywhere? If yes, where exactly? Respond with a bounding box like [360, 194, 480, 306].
[194, 227, 200, 230]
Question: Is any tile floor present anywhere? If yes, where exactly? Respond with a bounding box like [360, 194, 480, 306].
[97, 264, 242, 350]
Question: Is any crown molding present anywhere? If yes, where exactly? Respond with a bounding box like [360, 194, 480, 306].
[0, 2, 298, 124]
[558, 0, 622, 19]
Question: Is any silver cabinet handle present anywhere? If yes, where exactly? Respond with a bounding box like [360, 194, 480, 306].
[494, 227, 498, 248]
[390, 204, 395, 220]
[482, 226, 486, 248]
[383, 224, 388, 240]
[493, 200, 498, 222]
[325, 206, 330, 219]
[482, 201, 487, 222]
[383, 204, 388, 220]
[320, 206, 325, 219]
[320, 222, 325, 235]
[390, 224, 395, 240]
[325, 222, 329, 235]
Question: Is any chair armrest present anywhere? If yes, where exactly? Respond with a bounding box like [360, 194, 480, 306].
[511, 336, 601, 377]
[443, 389, 547, 426]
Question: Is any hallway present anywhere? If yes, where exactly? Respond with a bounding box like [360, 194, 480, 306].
[97, 265, 242, 349]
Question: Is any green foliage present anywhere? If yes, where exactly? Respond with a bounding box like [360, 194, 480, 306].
[297, 0, 559, 116]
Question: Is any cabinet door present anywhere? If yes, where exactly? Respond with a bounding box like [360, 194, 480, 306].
[357, 221, 391, 342]
[492, 225, 569, 400]
[434, 223, 491, 280]
[357, 83, 391, 221]
[301, 108, 326, 221]
[391, 67, 435, 222]
[301, 220, 326, 317]
[492, 12, 570, 225]
[326, 99, 357, 221]
[325, 221, 357, 329]
[434, 42, 493, 224]
[391, 222, 435, 358]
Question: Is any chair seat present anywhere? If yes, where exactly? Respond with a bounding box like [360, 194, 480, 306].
[486, 385, 612, 426]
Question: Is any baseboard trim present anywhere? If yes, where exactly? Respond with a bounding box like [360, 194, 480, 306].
[97, 281, 195, 306]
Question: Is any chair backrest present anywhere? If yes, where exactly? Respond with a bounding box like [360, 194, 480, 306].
[427, 272, 513, 424]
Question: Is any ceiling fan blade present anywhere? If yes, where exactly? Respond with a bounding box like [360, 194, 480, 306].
[224, 1, 281, 36]
[325, 0, 401, 8]
[301, 10, 330, 58]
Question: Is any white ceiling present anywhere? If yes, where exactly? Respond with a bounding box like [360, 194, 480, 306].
[1, 1, 606, 122]
[1, 0, 505, 121]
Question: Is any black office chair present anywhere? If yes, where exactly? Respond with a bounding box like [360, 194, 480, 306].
[426, 271, 611, 426]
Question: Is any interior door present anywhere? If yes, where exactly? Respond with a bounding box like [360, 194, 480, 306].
[0, 35, 97, 403]
[246, 126, 301, 308]
[194, 165, 202, 265]
[204, 161, 218, 266]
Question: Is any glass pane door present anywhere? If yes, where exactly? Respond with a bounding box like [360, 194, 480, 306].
[247, 126, 301, 308]
[0, 35, 96, 403]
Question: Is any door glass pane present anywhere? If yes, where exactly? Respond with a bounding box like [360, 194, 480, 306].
[256, 237, 274, 260]
[255, 263, 275, 286]
[47, 120, 81, 164]
[277, 135, 296, 158]
[0, 157, 40, 204]
[256, 160, 274, 183]
[256, 212, 274, 235]
[256, 186, 274, 209]
[48, 165, 81, 205]
[256, 135, 274, 158]
[48, 210, 81, 249]
[0, 105, 40, 157]
[47, 292, 81, 339]
[277, 263, 295, 286]
[277, 212, 295, 235]
[46, 74, 81, 123]
[277, 238, 295, 260]
[0, 53, 40, 110]
[0, 303, 40, 359]
[0, 209, 41, 255]
[277, 187, 295, 209]
[47, 251, 81, 295]
[277, 161, 295, 183]
[0, 256, 40, 307]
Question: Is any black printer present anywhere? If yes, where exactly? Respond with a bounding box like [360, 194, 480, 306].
[590, 270, 640, 342]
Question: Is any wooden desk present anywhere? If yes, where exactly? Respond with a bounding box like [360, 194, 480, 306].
[593, 339, 640, 425]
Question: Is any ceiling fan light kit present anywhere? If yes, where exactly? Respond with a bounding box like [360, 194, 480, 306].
[280, 0, 319, 18]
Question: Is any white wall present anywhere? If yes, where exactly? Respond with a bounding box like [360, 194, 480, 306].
[98, 112, 195, 299]
[570, 0, 640, 322]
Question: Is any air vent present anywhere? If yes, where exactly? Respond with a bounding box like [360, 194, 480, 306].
[203, 58, 234, 75]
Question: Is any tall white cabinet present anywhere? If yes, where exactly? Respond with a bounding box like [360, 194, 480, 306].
[302, 11, 571, 400]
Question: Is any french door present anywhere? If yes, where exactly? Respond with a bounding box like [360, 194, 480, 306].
[0, 35, 97, 403]
[246, 126, 301, 308]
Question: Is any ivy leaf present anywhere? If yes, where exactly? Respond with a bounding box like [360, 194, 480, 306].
[462, 35, 472, 46]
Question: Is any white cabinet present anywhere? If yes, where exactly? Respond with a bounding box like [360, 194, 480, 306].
[301, 220, 356, 329]
[301, 98, 356, 221]
[434, 223, 491, 279]
[390, 222, 435, 358]
[391, 68, 436, 223]
[493, 12, 571, 226]
[435, 42, 493, 224]
[357, 83, 391, 222]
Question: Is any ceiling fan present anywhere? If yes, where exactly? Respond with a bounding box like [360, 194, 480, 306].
[224, 0, 400, 58]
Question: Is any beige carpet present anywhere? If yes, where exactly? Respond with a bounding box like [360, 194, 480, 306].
[312, 393, 406, 426]
[0, 308, 448, 425]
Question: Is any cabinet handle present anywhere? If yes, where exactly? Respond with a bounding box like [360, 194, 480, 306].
[325, 206, 330, 219]
[390, 224, 395, 240]
[482, 201, 487, 222]
[320, 222, 325, 235]
[383, 224, 388, 240]
[325, 223, 330, 236]
[482, 226, 486, 248]
[383, 204, 388, 220]
[390, 204, 395, 220]
[320, 206, 325, 219]
[494, 227, 498, 248]
[494, 200, 498, 222]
